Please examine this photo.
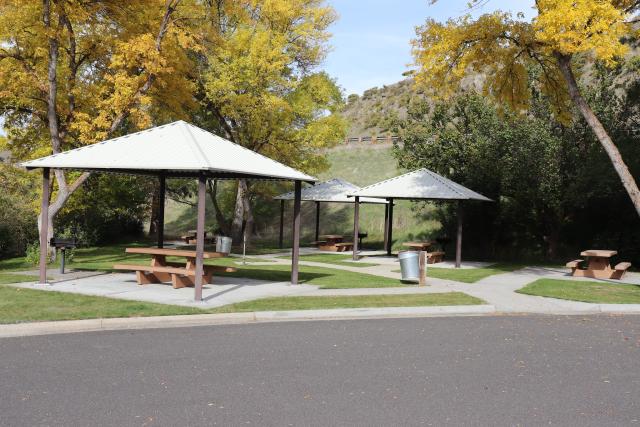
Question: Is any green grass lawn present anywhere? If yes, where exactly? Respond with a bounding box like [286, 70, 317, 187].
[0, 244, 271, 273]
[0, 243, 403, 289]
[0, 284, 208, 324]
[517, 279, 640, 304]
[0, 282, 483, 324]
[393, 263, 528, 283]
[219, 263, 404, 289]
[212, 292, 484, 313]
[0, 273, 39, 285]
[66, 245, 397, 289]
[278, 253, 379, 268]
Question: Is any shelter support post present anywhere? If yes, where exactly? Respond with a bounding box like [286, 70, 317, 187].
[456, 200, 463, 268]
[386, 198, 394, 256]
[291, 181, 302, 284]
[352, 196, 360, 261]
[419, 250, 427, 286]
[279, 199, 285, 249]
[157, 174, 166, 248]
[315, 201, 320, 242]
[194, 175, 206, 301]
[383, 200, 389, 249]
[38, 168, 50, 285]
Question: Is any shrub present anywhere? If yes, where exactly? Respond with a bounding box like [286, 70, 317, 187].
[0, 166, 38, 259]
[24, 242, 41, 266]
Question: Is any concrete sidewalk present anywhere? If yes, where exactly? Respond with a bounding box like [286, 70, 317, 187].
[11, 273, 320, 308]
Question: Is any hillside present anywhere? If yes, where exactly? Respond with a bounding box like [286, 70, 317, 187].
[312, 145, 439, 248]
[341, 37, 640, 141]
[342, 79, 413, 138]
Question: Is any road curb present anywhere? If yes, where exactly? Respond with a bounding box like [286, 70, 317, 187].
[253, 305, 496, 320]
[5, 303, 640, 338]
[0, 305, 496, 338]
[599, 304, 640, 313]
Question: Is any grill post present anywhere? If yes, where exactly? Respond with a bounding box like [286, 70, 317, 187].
[60, 249, 66, 274]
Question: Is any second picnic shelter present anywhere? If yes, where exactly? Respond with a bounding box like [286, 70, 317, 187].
[350, 169, 492, 267]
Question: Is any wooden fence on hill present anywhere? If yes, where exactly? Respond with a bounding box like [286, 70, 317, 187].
[343, 135, 399, 145]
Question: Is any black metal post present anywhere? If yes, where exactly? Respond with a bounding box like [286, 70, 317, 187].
[352, 196, 360, 261]
[291, 181, 302, 284]
[60, 249, 66, 274]
[386, 198, 394, 256]
[456, 200, 463, 268]
[278, 199, 284, 249]
[315, 201, 320, 242]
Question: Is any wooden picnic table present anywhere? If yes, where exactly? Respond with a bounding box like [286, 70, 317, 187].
[400, 241, 445, 264]
[566, 249, 631, 280]
[319, 234, 343, 244]
[402, 241, 432, 251]
[181, 230, 210, 244]
[114, 247, 235, 289]
[314, 235, 353, 252]
[581, 249, 617, 270]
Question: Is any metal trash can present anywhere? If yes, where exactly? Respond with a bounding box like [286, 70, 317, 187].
[216, 236, 232, 254]
[398, 250, 420, 282]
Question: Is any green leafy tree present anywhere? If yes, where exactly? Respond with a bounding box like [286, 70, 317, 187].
[391, 78, 640, 260]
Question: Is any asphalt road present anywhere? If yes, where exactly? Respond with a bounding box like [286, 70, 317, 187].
[1, 315, 640, 426]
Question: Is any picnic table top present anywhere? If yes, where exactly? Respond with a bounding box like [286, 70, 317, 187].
[125, 247, 226, 259]
[402, 241, 432, 248]
[580, 249, 617, 258]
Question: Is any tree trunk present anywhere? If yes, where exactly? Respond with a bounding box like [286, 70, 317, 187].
[37, 210, 55, 261]
[545, 227, 560, 261]
[207, 180, 231, 236]
[556, 53, 640, 217]
[231, 180, 246, 243]
[37, 1, 179, 251]
[241, 182, 255, 244]
[149, 182, 160, 236]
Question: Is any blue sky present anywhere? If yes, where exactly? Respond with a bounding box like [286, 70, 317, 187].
[323, 0, 536, 95]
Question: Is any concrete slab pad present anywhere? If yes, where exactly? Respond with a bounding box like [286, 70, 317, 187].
[11, 272, 319, 308]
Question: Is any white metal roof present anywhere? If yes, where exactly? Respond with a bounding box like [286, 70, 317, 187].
[350, 169, 492, 201]
[274, 178, 386, 204]
[20, 120, 316, 182]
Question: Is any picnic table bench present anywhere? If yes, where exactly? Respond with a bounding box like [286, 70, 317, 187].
[114, 247, 237, 289]
[334, 242, 354, 252]
[566, 249, 631, 280]
[426, 251, 445, 264]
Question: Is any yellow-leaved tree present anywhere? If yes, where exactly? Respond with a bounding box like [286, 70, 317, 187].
[413, 0, 640, 215]
[0, 0, 203, 248]
[199, 0, 346, 241]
